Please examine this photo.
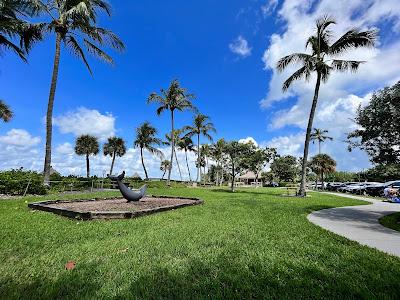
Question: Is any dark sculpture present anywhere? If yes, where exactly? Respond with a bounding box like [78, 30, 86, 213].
[108, 171, 147, 202]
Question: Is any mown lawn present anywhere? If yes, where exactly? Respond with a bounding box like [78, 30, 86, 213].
[1, 187, 400, 299]
[380, 212, 400, 232]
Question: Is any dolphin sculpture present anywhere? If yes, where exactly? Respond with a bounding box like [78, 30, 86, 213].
[107, 171, 147, 202]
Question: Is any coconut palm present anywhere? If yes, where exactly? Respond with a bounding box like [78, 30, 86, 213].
[74, 135, 99, 178]
[184, 114, 216, 183]
[277, 15, 376, 196]
[134, 122, 163, 180]
[147, 79, 196, 185]
[103, 137, 126, 175]
[160, 160, 171, 180]
[310, 128, 333, 154]
[0, 100, 13, 122]
[211, 138, 226, 185]
[40, 0, 125, 185]
[309, 154, 336, 189]
[0, 0, 42, 61]
[163, 130, 184, 181]
[176, 135, 195, 182]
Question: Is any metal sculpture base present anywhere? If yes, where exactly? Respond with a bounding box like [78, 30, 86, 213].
[108, 171, 147, 202]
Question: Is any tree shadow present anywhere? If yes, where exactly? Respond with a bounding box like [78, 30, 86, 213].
[210, 188, 280, 196]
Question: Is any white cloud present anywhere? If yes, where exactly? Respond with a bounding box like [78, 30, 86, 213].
[53, 107, 116, 141]
[0, 129, 41, 148]
[239, 136, 258, 146]
[261, 0, 279, 16]
[229, 35, 252, 57]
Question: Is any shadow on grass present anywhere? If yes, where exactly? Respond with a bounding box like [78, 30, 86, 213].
[210, 188, 280, 196]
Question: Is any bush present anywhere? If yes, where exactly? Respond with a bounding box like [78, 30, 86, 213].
[0, 169, 47, 195]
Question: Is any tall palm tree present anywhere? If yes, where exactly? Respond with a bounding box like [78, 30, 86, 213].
[309, 154, 336, 189]
[103, 137, 126, 175]
[74, 135, 99, 178]
[160, 160, 171, 180]
[211, 138, 226, 186]
[0, 0, 42, 61]
[134, 122, 163, 180]
[176, 135, 195, 182]
[147, 79, 196, 186]
[163, 130, 184, 181]
[39, 0, 125, 185]
[277, 15, 376, 196]
[0, 100, 13, 122]
[184, 114, 216, 183]
[310, 128, 333, 154]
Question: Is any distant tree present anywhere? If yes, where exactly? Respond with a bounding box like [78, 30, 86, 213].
[74, 135, 99, 178]
[244, 145, 277, 183]
[348, 81, 400, 164]
[176, 135, 195, 182]
[310, 128, 332, 154]
[0, 100, 13, 122]
[210, 138, 226, 185]
[40, 0, 125, 185]
[361, 164, 400, 183]
[103, 137, 126, 175]
[134, 122, 163, 180]
[223, 141, 253, 192]
[148, 79, 196, 186]
[184, 114, 216, 183]
[308, 154, 336, 188]
[0, 0, 42, 61]
[270, 155, 299, 183]
[324, 171, 357, 183]
[277, 16, 376, 196]
[160, 160, 171, 180]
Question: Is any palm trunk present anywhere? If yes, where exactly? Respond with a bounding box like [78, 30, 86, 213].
[162, 169, 166, 180]
[185, 149, 192, 182]
[318, 140, 321, 155]
[109, 152, 116, 175]
[299, 72, 322, 196]
[196, 134, 200, 182]
[321, 171, 324, 190]
[141, 147, 149, 180]
[86, 153, 90, 178]
[43, 32, 62, 185]
[230, 160, 235, 192]
[174, 147, 183, 181]
[167, 111, 174, 186]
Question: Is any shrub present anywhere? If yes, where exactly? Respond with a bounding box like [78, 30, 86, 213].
[0, 169, 47, 195]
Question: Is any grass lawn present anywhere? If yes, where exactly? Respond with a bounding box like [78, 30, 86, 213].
[1, 187, 400, 299]
[380, 212, 400, 232]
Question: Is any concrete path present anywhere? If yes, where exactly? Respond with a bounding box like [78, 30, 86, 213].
[308, 192, 400, 257]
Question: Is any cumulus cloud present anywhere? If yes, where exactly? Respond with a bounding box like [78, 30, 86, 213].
[53, 107, 116, 141]
[239, 136, 259, 146]
[229, 35, 252, 57]
[0, 129, 41, 148]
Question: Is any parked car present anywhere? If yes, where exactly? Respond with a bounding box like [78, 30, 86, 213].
[336, 182, 359, 193]
[346, 182, 382, 195]
[326, 182, 344, 191]
[365, 180, 400, 197]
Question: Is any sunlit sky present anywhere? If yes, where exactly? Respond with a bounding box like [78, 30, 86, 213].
[1, 0, 400, 178]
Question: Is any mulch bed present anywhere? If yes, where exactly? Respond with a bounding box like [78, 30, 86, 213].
[28, 196, 203, 220]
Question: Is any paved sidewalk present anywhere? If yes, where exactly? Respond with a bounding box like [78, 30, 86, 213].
[308, 192, 400, 257]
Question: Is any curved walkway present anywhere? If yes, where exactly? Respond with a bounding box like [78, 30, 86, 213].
[308, 192, 400, 257]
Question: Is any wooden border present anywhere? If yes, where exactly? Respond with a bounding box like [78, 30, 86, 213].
[28, 195, 203, 220]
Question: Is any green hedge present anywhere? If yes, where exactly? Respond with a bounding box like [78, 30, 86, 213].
[0, 169, 47, 195]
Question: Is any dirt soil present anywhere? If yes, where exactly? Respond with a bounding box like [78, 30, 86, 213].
[48, 197, 197, 212]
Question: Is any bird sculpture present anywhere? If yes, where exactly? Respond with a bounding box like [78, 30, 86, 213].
[107, 171, 147, 202]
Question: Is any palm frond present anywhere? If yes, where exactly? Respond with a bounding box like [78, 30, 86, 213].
[83, 38, 113, 64]
[331, 59, 364, 73]
[329, 29, 377, 55]
[66, 35, 92, 74]
[282, 66, 309, 91]
[276, 53, 311, 72]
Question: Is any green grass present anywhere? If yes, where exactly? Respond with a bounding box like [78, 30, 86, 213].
[380, 212, 400, 232]
[1, 187, 400, 299]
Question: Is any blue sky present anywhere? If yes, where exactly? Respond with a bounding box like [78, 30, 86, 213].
[1, 0, 400, 178]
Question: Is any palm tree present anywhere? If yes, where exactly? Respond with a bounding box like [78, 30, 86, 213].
[103, 137, 126, 175]
[310, 128, 333, 154]
[134, 122, 163, 180]
[309, 154, 336, 189]
[40, 0, 125, 185]
[160, 160, 171, 180]
[0, 0, 42, 61]
[0, 100, 13, 122]
[184, 114, 216, 183]
[211, 138, 226, 185]
[147, 79, 196, 186]
[176, 135, 195, 182]
[163, 130, 184, 181]
[277, 15, 376, 196]
[74, 135, 99, 178]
